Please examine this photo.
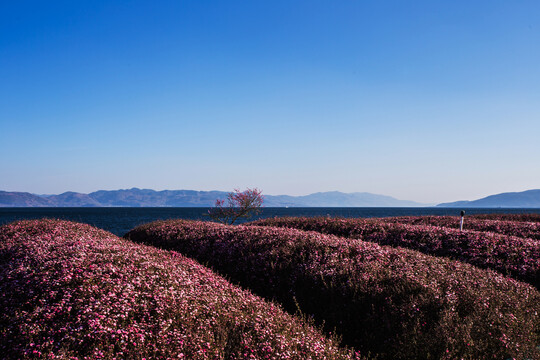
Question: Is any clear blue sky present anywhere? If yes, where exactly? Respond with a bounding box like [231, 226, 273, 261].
[1, 1, 539, 204]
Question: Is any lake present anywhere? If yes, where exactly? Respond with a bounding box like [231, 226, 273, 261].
[1, 207, 540, 236]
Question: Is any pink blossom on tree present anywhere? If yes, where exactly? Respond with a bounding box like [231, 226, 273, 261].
[208, 188, 264, 224]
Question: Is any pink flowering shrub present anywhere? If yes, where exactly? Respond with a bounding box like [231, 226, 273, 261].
[471, 213, 540, 222]
[0, 219, 361, 360]
[126, 220, 540, 360]
[250, 217, 540, 288]
[208, 188, 264, 225]
[382, 215, 540, 241]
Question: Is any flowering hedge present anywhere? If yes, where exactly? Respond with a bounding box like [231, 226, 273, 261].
[0, 219, 360, 360]
[470, 213, 540, 222]
[250, 217, 540, 289]
[126, 220, 540, 360]
[381, 215, 540, 241]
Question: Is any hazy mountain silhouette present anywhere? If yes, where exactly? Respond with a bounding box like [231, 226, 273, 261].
[0, 188, 426, 207]
[437, 189, 540, 208]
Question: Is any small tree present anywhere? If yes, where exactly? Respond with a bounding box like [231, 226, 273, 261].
[208, 188, 264, 225]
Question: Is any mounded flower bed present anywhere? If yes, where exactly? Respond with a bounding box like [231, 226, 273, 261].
[0, 219, 360, 360]
[381, 215, 540, 241]
[249, 217, 540, 288]
[126, 219, 540, 360]
[470, 213, 540, 222]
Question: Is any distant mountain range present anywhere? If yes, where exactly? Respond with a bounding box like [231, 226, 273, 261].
[3, 188, 540, 208]
[437, 189, 540, 208]
[0, 188, 426, 207]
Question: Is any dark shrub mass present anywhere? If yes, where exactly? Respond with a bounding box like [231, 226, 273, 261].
[382, 215, 540, 241]
[470, 213, 540, 222]
[0, 219, 360, 360]
[250, 217, 540, 289]
[126, 219, 540, 360]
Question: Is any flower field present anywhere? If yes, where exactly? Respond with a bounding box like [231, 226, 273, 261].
[249, 217, 540, 289]
[0, 219, 361, 360]
[470, 213, 540, 222]
[126, 219, 540, 360]
[381, 215, 540, 241]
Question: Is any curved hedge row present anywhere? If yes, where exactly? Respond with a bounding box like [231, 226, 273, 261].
[470, 213, 540, 222]
[0, 220, 359, 360]
[126, 220, 540, 360]
[249, 217, 540, 288]
[381, 215, 540, 240]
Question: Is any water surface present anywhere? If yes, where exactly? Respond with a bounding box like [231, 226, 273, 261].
[1, 207, 539, 236]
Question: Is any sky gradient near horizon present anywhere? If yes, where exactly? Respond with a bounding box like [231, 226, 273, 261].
[1, 1, 539, 204]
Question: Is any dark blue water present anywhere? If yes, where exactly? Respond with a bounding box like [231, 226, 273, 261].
[1, 207, 540, 236]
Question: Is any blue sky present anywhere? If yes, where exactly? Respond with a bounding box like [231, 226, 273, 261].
[1, 1, 539, 204]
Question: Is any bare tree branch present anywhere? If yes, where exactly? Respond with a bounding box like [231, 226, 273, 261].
[208, 188, 264, 225]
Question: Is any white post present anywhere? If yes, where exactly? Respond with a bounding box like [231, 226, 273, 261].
[459, 210, 465, 231]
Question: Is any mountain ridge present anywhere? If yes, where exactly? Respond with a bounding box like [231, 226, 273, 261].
[437, 189, 540, 208]
[4, 188, 540, 208]
[0, 188, 426, 207]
